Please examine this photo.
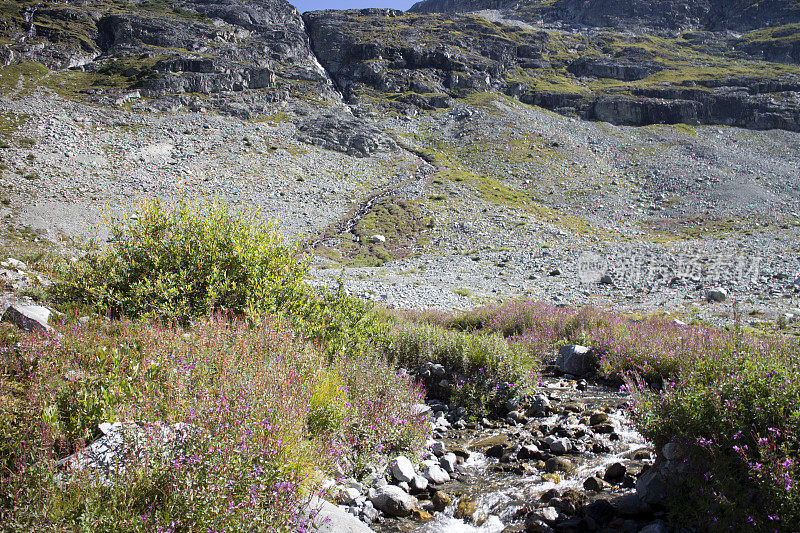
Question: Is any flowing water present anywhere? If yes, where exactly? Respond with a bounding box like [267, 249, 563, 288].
[376, 378, 653, 532]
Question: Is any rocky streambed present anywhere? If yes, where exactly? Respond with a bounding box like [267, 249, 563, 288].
[326, 373, 679, 533]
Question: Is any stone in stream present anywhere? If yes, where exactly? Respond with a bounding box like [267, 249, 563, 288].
[545, 457, 574, 473]
[537, 506, 560, 523]
[430, 441, 446, 456]
[604, 462, 627, 482]
[485, 444, 506, 458]
[410, 475, 428, 493]
[612, 493, 650, 516]
[583, 475, 608, 492]
[422, 462, 450, 484]
[528, 394, 552, 417]
[410, 508, 433, 522]
[439, 452, 457, 473]
[556, 345, 597, 376]
[507, 410, 528, 424]
[517, 444, 541, 460]
[390, 455, 415, 483]
[368, 485, 415, 517]
[589, 411, 609, 425]
[584, 499, 615, 524]
[524, 515, 555, 533]
[454, 498, 476, 520]
[431, 490, 453, 512]
[593, 423, 615, 434]
[640, 520, 669, 533]
[547, 437, 573, 455]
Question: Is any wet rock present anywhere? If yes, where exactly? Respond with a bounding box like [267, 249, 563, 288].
[524, 515, 555, 533]
[486, 444, 506, 458]
[589, 412, 609, 425]
[431, 441, 446, 456]
[368, 485, 415, 517]
[440, 452, 457, 473]
[548, 437, 573, 455]
[455, 498, 476, 520]
[508, 410, 528, 424]
[640, 520, 668, 533]
[583, 499, 615, 524]
[632, 449, 652, 461]
[422, 462, 450, 484]
[562, 402, 584, 413]
[411, 508, 434, 522]
[472, 434, 510, 450]
[604, 462, 627, 482]
[528, 394, 553, 416]
[2, 304, 52, 333]
[518, 444, 541, 460]
[545, 457, 574, 473]
[583, 475, 607, 492]
[410, 475, 428, 493]
[537, 506, 560, 523]
[431, 490, 453, 512]
[540, 488, 560, 503]
[593, 423, 615, 434]
[556, 345, 597, 376]
[390, 455, 415, 483]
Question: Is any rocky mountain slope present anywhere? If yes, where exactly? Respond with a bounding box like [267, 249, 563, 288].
[0, 0, 799, 328]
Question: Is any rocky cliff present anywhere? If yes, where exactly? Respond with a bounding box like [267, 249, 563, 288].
[1, 0, 799, 131]
[409, 0, 800, 33]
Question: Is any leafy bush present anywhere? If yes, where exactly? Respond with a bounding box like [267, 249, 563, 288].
[53, 199, 307, 321]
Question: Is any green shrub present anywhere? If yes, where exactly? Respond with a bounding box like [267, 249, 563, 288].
[53, 199, 307, 321]
[383, 321, 538, 417]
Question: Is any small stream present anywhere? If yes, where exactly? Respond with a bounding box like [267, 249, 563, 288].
[376, 377, 653, 532]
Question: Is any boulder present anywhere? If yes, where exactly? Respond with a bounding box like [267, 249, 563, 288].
[431, 490, 453, 512]
[422, 462, 450, 484]
[556, 345, 596, 376]
[2, 304, 52, 333]
[583, 475, 607, 492]
[368, 485, 415, 517]
[636, 468, 669, 506]
[300, 496, 375, 533]
[604, 462, 627, 482]
[706, 287, 728, 302]
[390, 456, 415, 483]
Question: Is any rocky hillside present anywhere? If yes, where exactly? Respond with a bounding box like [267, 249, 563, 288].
[0, 0, 799, 326]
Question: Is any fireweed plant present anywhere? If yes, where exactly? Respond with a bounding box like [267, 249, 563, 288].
[398, 301, 800, 530]
[1, 199, 427, 530]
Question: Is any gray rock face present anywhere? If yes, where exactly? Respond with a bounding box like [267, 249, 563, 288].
[556, 345, 597, 376]
[297, 114, 399, 157]
[2, 304, 52, 333]
[409, 0, 800, 33]
[368, 485, 415, 517]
